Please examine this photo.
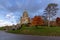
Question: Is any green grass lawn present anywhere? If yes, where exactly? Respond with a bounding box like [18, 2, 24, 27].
[0, 27, 5, 30]
[7, 26, 60, 36]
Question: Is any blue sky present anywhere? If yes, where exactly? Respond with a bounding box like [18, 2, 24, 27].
[0, 0, 60, 26]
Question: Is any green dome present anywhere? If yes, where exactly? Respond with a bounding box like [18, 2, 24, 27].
[23, 10, 28, 17]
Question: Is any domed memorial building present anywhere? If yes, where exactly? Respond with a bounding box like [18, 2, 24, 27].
[4, 10, 30, 30]
[20, 10, 30, 25]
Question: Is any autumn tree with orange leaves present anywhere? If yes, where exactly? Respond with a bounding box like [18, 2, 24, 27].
[31, 16, 44, 28]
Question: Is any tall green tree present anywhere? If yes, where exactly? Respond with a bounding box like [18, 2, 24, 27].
[44, 3, 58, 27]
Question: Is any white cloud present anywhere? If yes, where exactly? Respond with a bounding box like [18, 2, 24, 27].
[0, 20, 13, 27]
[6, 12, 15, 19]
[0, 12, 17, 27]
[5, 12, 17, 26]
[6, 12, 16, 22]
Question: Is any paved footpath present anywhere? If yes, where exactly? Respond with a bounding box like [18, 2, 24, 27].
[0, 31, 60, 40]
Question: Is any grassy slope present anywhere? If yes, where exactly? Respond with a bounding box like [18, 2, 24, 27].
[8, 26, 60, 36]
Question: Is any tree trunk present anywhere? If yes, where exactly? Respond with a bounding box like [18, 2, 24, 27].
[48, 15, 50, 27]
[35, 25, 38, 29]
